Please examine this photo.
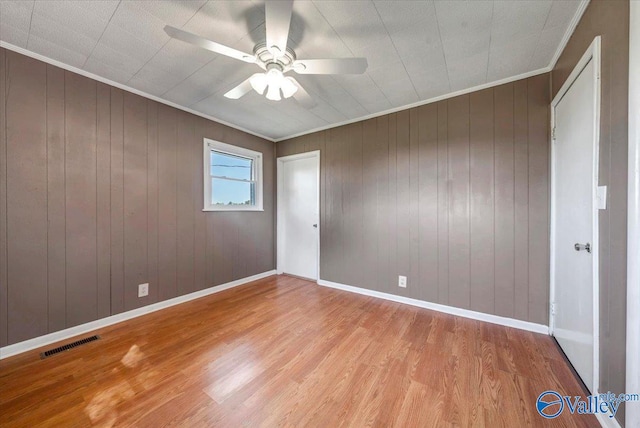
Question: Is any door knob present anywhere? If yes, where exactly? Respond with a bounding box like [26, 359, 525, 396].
[313, 224, 318, 228]
[574, 243, 591, 253]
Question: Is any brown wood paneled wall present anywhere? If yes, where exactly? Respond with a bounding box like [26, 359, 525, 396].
[278, 73, 551, 325]
[552, 0, 629, 423]
[0, 49, 275, 346]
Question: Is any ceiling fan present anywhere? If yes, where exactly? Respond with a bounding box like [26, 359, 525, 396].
[164, 0, 368, 108]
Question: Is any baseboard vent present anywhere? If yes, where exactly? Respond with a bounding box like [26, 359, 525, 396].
[40, 335, 101, 359]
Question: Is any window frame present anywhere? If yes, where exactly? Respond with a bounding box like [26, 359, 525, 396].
[203, 139, 263, 212]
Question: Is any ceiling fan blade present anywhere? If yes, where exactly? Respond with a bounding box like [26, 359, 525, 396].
[224, 74, 259, 99]
[265, 0, 293, 56]
[289, 77, 317, 109]
[292, 58, 368, 75]
[164, 26, 256, 64]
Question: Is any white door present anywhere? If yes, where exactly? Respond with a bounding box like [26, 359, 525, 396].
[551, 56, 598, 392]
[278, 153, 319, 280]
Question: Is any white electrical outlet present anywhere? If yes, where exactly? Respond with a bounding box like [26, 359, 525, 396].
[138, 283, 149, 297]
[398, 275, 407, 288]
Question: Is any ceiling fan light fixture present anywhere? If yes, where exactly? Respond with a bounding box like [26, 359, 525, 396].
[281, 76, 298, 98]
[250, 73, 268, 94]
[265, 83, 282, 101]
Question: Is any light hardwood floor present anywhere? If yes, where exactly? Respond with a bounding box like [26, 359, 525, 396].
[0, 275, 597, 427]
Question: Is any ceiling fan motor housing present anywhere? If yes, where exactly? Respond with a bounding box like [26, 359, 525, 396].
[254, 42, 296, 71]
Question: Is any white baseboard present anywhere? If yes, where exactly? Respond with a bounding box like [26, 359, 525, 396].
[595, 395, 623, 428]
[317, 279, 549, 335]
[0, 270, 276, 360]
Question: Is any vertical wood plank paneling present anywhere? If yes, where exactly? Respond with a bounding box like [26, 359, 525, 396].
[336, 126, 348, 283]
[494, 84, 516, 318]
[469, 89, 495, 315]
[110, 88, 125, 314]
[527, 74, 550, 325]
[276, 139, 297, 157]
[332, 126, 348, 282]
[322, 129, 337, 280]
[447, 95, 471, 309]
[594, 15, 613, 394]
[418, 104, 438, 303]
[396, 110, 411, 294]
[212, 214, 232, 286]
[0, 48, 7, 346]
[147, 100, 159, 302]
[387, 114, 398, 294]
[230, 213, 242, 280]
[157, 105, 178, 300]
[96, 83, 111, 319]
[513, 80, 530, 320]
[263, 135, 276, 273]
[408, 108, 420, 297]
[341, 124, 361, 287]
[46, 65, 67, 332]
[235, 213, 251, 279]
[353, 123, 364, 288]
[176, 112, 195, 294]
[227, 214, 240, 284]
[362, 119, 378, 290]
[1, 53, 276, 346]
[375, 116, 389, 293]
[202, 120, 215, 286]
[65, 72, 97, 327]
[193, 118, 206, 289]
[306, 133, 320, 153]
[123, 93, 148, 311]
[436, 101, 449, 305]
[316, 131, 326, 278]
[6, 53, 48, 343]
[601, 2, 629, 404]
[328, 129, 342, 278]
[276, 75, 550, 325]
[205, 201, 215, 287]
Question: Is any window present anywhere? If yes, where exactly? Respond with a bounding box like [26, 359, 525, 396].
[203, 139, 263, 211]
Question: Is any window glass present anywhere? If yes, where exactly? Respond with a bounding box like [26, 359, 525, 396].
[210, 151, 253, 181]
[211, 178, 254, 206]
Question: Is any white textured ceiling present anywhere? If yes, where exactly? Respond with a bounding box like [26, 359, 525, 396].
[0, 0, 583, 141]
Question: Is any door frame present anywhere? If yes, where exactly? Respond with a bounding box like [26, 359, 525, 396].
[276, 150, 321, 279]
[549, 36, 601, 392]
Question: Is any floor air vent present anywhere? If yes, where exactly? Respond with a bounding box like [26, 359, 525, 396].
[40, 335, 101, 359]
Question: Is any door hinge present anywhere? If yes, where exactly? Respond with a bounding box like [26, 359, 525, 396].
[550, 302, 557, 316]
[552, 127, 556, 141]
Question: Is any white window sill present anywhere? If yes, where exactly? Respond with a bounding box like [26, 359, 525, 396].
[202, 208, 264, 212]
